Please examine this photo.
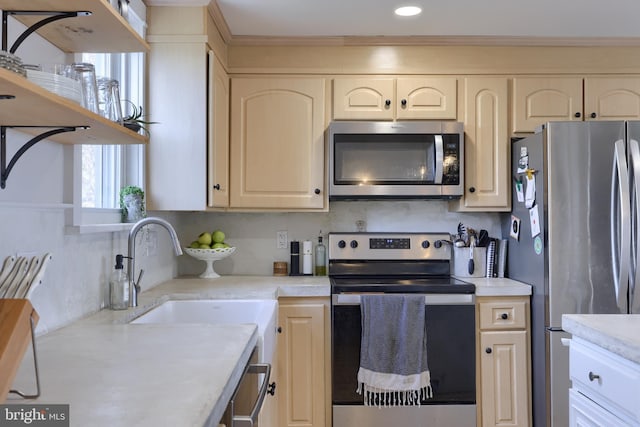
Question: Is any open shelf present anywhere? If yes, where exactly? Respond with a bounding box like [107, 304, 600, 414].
[0, 68, 148, 145]
[0, 0, 149, 53]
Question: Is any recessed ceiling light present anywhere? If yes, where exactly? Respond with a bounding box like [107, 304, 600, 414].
[394, 6, 422, 17]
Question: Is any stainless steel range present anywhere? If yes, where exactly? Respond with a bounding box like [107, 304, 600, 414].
[329, 232, 476, 427]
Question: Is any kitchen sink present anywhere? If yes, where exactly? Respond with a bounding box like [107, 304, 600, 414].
[130, 299, 278, 365]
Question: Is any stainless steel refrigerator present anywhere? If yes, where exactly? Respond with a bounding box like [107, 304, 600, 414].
[502, 121, 640, 427]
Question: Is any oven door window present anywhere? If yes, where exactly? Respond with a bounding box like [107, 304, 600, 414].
[333, 134, 435, 185]
[332, 304, 475, 405]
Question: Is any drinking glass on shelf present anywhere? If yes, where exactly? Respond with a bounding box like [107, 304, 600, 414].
[71, 62, 99, 113]
[97, 77, 123, 124]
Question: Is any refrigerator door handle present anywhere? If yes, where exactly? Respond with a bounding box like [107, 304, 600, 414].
[629, 138, 640, 313]
[611, 139, 631, 313]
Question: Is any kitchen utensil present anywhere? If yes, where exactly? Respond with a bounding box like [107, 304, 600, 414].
[477, 229, 490, 247]
[468, 242, 475, 274]
[0, 253, 52, 300]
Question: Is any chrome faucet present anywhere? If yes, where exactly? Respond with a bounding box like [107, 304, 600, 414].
[127, 217, 183, 307]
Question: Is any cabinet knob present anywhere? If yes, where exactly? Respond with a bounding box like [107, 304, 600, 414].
[485, 347, 492, 354]
[590, 112, 597, 119]
[314, 188, 321, 195]
[574, 112, 581, 118]
[588, 371, 600, 382]
[267, 382, 277, 396]
[501, 313, 509, 320]
[469, 187, 476, 193]
[385, 99, 391, 107]
[277, 326, 282, 333]
[213, 184, 220, 190]
[401, 99, 407, 106]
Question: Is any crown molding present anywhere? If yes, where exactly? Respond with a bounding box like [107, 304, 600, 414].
[227, 35, 640, 47]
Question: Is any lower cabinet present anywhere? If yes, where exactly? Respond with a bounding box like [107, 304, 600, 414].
[477, 296, 532, 427]
[276, 297, 331, 427]
[568, 337, 640, 426]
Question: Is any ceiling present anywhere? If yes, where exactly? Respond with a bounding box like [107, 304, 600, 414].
[145, 0, 640, 42]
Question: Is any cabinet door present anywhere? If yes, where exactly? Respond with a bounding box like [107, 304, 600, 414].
[454, 77, 510, 211]
[230, 78, 325, 209]
[480, 330, 529, 427]
[277, 302, 327, 427]
[585, 77, 640, 121]
[396, 77, 457, 120]
[512, 77, 583, 133]
[332, 78, 394, 120]
[208, 52, 229, 207]
[147, 42, 208, 211]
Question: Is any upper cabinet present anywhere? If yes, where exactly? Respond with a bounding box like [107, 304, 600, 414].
[333, 77, 457, 121]
[512, 77, 583, 133]
[0, 0, 149, 146]
[230, 77, 326, 210]
[513, 76, 640, 133]
[584, 77, 640, 121]
[146, 6, 229, 211]
[452, 77, 510, 212]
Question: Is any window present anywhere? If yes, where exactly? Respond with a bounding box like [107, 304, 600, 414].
[78, 5, 146, 213]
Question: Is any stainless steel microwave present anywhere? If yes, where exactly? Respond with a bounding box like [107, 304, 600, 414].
[329, 121, 464, 199]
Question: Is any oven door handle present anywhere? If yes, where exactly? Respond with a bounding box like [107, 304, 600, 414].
[332, 293, 475, 305]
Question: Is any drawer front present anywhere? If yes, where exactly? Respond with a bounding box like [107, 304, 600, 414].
[478, 300, 527, 330]
[569, 389, 628, 427]
[570, 338, 640, 423]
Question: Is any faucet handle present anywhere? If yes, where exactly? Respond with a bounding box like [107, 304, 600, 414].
[135, 269, 144, 290]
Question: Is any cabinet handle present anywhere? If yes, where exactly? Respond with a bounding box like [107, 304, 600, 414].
[469, 187, 476, 193]
[590, 112, 597, 119]
[277, 326, 282, 333]
[501, 313, 509, 320]
[213, 184, 220, 190]
[385, 99, 391, 107]
[485, 347, 492, 354]
[401, 99, 407, 107]
[575, 112, 582, 118]
[588, 371, 600, 382]
[314, 188, 321, 195]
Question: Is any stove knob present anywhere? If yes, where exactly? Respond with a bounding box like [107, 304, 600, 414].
[421, 240, 430, 249]
[350, 240, 358, 249]
[434, 240, 443, 249]
[338, 240, 346, 249]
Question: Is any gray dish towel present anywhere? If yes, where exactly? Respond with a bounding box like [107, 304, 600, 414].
[357, 294, 433, 407]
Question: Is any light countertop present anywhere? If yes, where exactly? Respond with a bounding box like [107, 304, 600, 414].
[562, 314, 640, 365]
[9, 274, 530, 427]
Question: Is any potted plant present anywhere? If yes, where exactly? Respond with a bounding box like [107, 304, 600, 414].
[119, 185, 146, 223]
[122, 101, 158, 135]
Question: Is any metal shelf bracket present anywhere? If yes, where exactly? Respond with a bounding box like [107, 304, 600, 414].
[2, 10, 92, 53]
[1, 126, 80, 189]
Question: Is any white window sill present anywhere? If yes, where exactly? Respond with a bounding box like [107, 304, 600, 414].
[65, 223, 134, 234]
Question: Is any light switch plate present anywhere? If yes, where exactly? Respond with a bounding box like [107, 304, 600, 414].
[277, 231, 288, 249]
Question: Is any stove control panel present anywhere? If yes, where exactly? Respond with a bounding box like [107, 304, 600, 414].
[329, 232, 451, 261]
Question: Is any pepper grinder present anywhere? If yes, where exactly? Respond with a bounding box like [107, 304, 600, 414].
[302, 240, 313, 275]
[290, 241, 300, 276]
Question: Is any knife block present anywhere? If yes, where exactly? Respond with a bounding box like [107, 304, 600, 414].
[0, 299, 39, 402]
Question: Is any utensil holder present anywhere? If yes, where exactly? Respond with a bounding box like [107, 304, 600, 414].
[453, 246, 487, 278]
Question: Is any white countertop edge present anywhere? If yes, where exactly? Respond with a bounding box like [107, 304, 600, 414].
[456, 277, 532, 296]
[562, 314, 640, 365]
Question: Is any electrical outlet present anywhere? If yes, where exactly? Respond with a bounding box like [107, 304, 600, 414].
[277, 231, 288, 249]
